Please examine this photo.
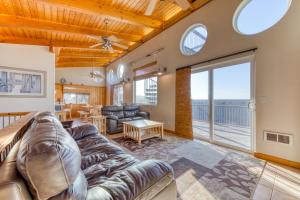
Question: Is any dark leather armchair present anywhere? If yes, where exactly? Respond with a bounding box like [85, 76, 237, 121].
[102, 105, 150, 134]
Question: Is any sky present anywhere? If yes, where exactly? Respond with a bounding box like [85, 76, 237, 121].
[191, 62, 251, 100]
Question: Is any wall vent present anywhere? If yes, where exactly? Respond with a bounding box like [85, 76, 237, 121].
[264, 130, 293, 145]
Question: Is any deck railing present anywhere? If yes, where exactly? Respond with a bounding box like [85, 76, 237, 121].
[192, 100, 250, 127]
[0, 112, 30, 129]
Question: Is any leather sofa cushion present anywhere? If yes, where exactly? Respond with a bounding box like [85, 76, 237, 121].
[66, 124, 99, 141]
[86, 160, 174, 200]
[117, 117, 132, 123]
[115, 111, 125, 119]
[65, 128, 175, 200]
[102, 106, 124, 118]
[132, 116, 144, 120]
[124, 110, 138, 118]
[123, 104, 140, 111]
[123, 105, 140, 118]
[17, 112, 86, 200]
[102, 105, 123, 112]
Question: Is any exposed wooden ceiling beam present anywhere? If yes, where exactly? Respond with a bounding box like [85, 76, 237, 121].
[58, 57, 112, 63]
[37, 0, 162, 28]
[56, 62, 107, 68]
[59, 47, 124, 53]
[0, 36, 126, 51]
[58, 56, 118, 59]
[59, 51, 120, 58]
[49, 46, 54, 53]
[0, 14, 142, 42]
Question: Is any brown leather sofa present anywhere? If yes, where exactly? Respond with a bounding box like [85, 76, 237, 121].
[102, 105, 150, 134]
[0, 112, 177, 200]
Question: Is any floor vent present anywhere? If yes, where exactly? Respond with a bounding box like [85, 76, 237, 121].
[264, 131, 293, 145]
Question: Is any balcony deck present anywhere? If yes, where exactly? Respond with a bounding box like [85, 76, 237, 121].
[192, 120, 251, 150]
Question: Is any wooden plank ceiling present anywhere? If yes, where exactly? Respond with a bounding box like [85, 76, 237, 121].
[0, 0, 211, 68]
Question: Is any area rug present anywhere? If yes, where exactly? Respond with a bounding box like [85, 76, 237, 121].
[113, 134, 265, 200]
[112, 137, 166, 152]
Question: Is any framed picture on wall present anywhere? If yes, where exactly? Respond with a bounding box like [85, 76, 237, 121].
[0, 66, 46, 97]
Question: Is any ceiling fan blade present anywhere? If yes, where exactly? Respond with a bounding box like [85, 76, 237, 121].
[174, 0, 191, 10]
[108, 46, 115, 53]
[87, 35, 104, 43]
[90, 43, 103, 48]
[145, 0, 160, 16]
[95, 74, 104, 78]
[111, 42, 128, 50]
[108, 35, 119, 42]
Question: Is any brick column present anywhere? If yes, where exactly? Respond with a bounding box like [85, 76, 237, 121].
[175, 67, 193, 139]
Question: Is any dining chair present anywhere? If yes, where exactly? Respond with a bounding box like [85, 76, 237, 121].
[63, 104, 72, 119]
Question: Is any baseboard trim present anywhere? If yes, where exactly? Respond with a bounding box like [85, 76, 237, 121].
[163, 129, 193, 139]
[254, 153, 300, 169]
[164, 129, 175, 134]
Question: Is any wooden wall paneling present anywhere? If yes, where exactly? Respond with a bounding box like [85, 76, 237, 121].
[58, 83, 106, 118]
[55, 83, 63, 102]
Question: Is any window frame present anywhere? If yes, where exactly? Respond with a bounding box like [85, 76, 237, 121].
[180, 23, 208, 56]
[133, 75, 158, 106]
[63, 92, 90, 104]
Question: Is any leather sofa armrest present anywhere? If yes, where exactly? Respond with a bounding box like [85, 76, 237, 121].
[106, 115, 119, 120]
[137, 111, 150, 119]
[66, 124, 99, 140]
[106, 118, 118, 133]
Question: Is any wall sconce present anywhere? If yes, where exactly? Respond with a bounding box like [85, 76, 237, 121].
[157, 67, 167, 76]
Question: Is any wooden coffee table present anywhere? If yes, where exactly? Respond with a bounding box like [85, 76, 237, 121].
[123, 120, 164, 144]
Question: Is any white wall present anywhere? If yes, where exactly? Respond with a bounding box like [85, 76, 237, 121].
[107, 0, 300, 162]
[0, 44, 55, 113]
[56, 67, 105, 86]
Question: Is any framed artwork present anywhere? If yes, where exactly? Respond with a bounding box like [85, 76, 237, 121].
[0, 66, 46, 97]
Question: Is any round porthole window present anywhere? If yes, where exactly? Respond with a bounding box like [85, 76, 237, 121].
[117, 64, 125, 79]
[233, 0, 292, 35]
[107, 69, 114, 84]
[180, 24, 208, 56]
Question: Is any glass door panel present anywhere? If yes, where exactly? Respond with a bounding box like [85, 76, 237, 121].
[191, 71, 210, 140]
[213, 62, 252, 150]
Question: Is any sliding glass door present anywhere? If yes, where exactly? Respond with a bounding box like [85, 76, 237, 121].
[191, 57, 255, 152]
[191, 71, 210, 140]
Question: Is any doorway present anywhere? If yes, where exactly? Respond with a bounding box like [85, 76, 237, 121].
[191, 56, 255, 152]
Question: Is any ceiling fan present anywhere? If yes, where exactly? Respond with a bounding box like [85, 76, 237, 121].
[145, 0, 192, 16]
[89, 59, 104, 83]
[90, 69, 104, 83]
[89, 19, 128, 52]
